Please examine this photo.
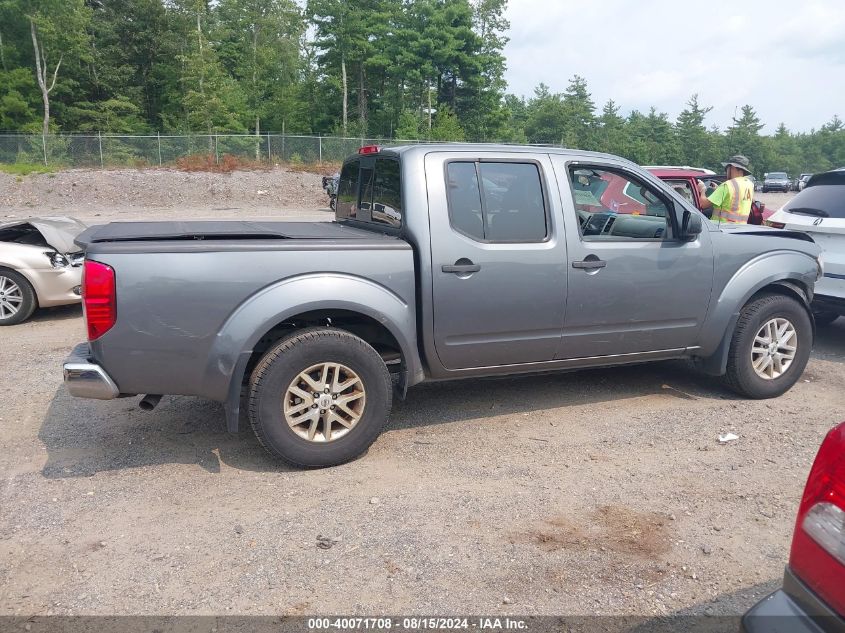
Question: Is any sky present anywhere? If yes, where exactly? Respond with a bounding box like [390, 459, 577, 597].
[502, 0, 845, 133]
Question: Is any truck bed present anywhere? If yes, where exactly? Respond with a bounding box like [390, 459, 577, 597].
[78, 220, 416, 402]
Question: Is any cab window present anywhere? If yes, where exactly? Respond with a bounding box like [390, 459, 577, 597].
[569, 166, 670, 241]
[446, 161, 547, 242]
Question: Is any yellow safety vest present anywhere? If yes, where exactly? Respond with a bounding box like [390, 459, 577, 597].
[708, 176, 754, 223]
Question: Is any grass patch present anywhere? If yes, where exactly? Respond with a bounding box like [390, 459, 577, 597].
[0, 162, 57, 176]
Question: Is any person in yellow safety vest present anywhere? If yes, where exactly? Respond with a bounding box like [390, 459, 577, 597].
[698, 154, 755, 223]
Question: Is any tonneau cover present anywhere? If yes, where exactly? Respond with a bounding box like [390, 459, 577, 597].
[76, 220, 389, 248]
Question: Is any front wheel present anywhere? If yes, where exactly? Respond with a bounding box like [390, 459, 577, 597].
[247, 328, 392, 467]
[723, 293, 812, 398]
[0, 269, 37, 325]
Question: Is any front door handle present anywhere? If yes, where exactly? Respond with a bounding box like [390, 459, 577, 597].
[572, 258, 607, 270]
[442, 262, 481, 274]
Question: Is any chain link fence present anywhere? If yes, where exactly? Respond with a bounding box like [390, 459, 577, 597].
[0, 133, 451, 168]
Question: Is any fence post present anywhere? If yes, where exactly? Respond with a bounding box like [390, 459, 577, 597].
[98, 131, 104, 168]
[157, 132, 162, 166]
[319, 136, 323, 164]
[41, 133, 48, 166]
[267, 131, 271, 163]
[282, 121, 285, 162]
[214, 133, 219, 164]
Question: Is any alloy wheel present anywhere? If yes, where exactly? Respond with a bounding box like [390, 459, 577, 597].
[0, 276, 23, 319]
[751, 317, 797, 380]
[283, 362, 366, 442]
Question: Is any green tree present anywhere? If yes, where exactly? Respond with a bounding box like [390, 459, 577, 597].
[524, 83, 565, 144]
[175, 0, 247, 134]
[1, 0, 91, 134]
[726, 105, 767, 176]
[560, 75, 595, 149]
[429, 103, 465, 140]
[595, 99, 627, 156]
[675, 94, 713, 167]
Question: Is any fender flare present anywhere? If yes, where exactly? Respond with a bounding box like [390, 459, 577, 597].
[696, 251, 817, 376]
[199, 273, 422, 431]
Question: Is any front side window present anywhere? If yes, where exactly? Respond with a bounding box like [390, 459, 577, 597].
[569, 166, 670, 240]
[446, 161, 547, 242]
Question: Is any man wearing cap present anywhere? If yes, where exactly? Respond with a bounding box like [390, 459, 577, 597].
[698, 154, 755, 223]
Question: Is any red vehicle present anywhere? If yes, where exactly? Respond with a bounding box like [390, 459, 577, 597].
[742, 421, 845, 632]
[647, 167, 773, 223]
[647, 167, 717, 211]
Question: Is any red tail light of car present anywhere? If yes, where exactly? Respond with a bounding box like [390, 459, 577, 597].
[789, 422, 845, 615]
[83, 260, 116, 341]
[358, 145, 380, 155]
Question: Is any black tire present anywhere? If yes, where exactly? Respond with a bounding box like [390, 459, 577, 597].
[247, 327, 392, 467]
[723, 293, 812, 398]
[0, 268, 37, 326]
[812, 310, 840, 326]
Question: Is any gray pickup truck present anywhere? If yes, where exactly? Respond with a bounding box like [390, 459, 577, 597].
[63, 144, 823, 467]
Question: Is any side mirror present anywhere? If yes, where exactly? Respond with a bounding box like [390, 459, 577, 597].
[681, 209, 703, 240]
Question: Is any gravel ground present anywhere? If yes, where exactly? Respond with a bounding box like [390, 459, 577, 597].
[0, 171, 843, 619]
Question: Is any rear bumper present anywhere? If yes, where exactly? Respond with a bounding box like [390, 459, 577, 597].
[63, 342, 119, 400]
[741, 568, 845, 633]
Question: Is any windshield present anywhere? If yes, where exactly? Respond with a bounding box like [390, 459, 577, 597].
[784, 184, 845, 219]
[768, 172, 787, 179]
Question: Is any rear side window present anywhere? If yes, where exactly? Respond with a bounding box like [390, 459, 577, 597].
[368, 159, 402, 228]
[446, 161, 547, 242]
[336, 157, 402, 228]
[336, 158, 360, 220]
[784, 184, 845, 219]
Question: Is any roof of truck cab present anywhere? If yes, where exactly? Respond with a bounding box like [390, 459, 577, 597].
[375, 143, 638, 165]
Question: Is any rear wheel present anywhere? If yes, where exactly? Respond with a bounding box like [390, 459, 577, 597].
[723, 293, 812, 398]
[0, 269, 37, 326]
[247, 328, 392, 467]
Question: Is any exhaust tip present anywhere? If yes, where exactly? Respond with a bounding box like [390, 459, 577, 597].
[139, 394, 162, 411]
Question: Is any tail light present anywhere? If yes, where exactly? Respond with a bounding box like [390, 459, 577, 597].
[789, 422, 845, 614]
[83, 260, 116, 341]
[358, 145, 380, 155]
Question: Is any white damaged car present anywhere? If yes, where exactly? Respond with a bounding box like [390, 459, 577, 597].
[0, 217, 86, 325]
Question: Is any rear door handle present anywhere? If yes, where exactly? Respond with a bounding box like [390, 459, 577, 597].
[572, 258, 607, 270]
[442, 263, 481, 274]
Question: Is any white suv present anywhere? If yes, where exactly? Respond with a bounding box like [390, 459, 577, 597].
[766, 169, 845, 325]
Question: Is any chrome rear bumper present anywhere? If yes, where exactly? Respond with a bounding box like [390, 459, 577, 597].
[63, 343, 119, 400]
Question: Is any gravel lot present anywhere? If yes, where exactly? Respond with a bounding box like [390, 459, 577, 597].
[0, 170, 843, 619]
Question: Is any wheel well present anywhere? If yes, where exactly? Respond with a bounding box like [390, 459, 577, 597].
[244, 309, 404, 383]
[752, 281, 811, 310]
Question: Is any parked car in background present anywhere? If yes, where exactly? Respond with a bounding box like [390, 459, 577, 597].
[798, 173, 814, 191]
[0, 217, 85, 325]
[63, 145, 822, 467]
[765, 169, 845, 325]
[763, 172, 792, 193]
[741, 421, 845, 633]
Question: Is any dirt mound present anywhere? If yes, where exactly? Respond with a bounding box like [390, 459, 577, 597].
[0, 166, 330, 220]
